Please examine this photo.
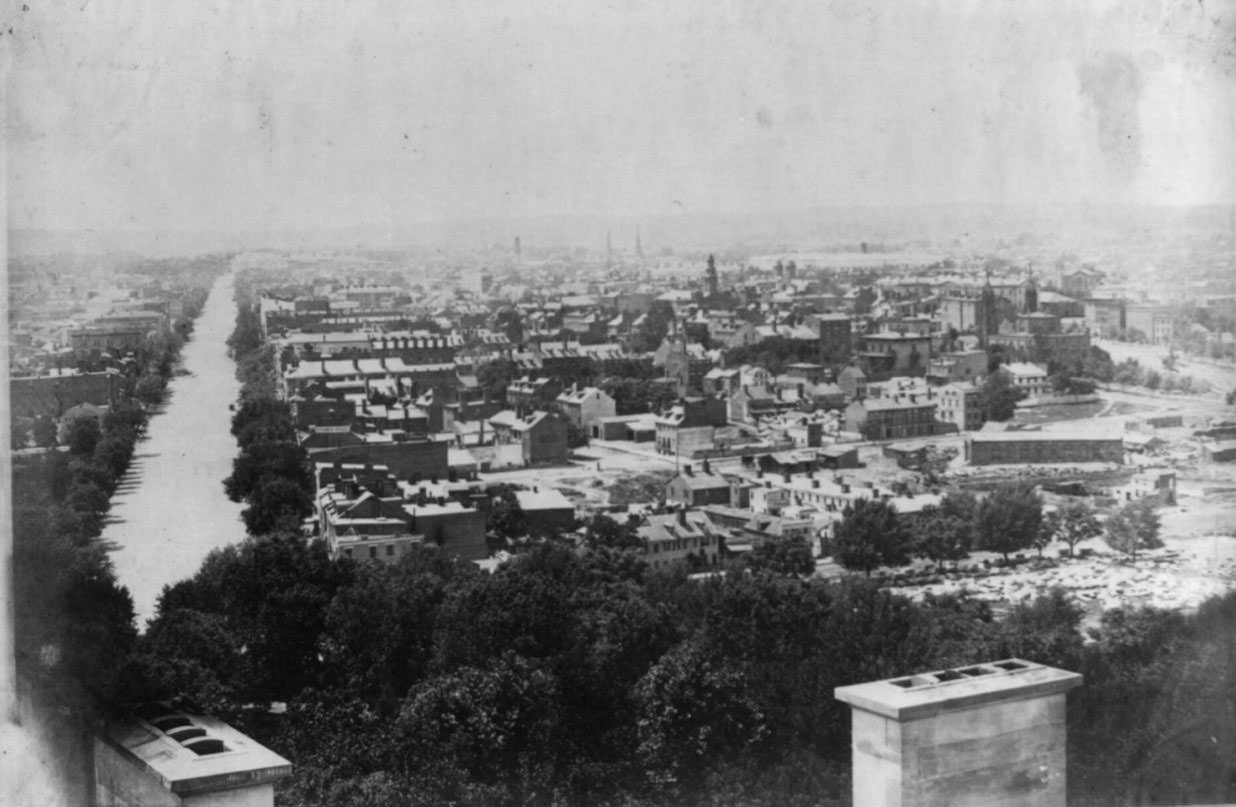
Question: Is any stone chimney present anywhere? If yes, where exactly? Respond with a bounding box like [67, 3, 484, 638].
[835, 659, 1081, 807]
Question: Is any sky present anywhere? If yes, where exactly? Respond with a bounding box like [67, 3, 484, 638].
[7, 0, 1236, 233]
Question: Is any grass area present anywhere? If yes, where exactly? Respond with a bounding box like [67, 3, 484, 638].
[608, 470, 673, 507]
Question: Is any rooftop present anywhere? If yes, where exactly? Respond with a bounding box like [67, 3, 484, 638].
[104, 703, 292, 796]
[835, 658, 1082, 720]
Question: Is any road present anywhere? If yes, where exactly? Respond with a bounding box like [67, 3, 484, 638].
[101, 270, 246, 628]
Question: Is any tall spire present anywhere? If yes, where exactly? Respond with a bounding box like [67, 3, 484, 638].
[606, 230, 613, 270]
[635, 226, 645, 262]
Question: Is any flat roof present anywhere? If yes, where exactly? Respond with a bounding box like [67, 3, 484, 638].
[835, 659, 1082, 720]
[104, 704, 292, 796]
[968, 430, 1121, 443]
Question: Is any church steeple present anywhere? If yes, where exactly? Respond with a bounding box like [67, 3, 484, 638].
[635, 227, 645, 262]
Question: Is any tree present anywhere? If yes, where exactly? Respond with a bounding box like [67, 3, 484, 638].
[486, 487, 528, 543]
[832, 498, 910, 576]
[972, 483, 1042, 560]
[633, 640, 766, 792]
[979, 368, 1026, 422]
[493, 307, 524, 345]
[11, 418, 30, 451]
[1105, 499, 1162, 560]
[397, 654, 562, 799]
[1040, 500, 1101, 558]
[224, 439, 311, 502]
[476, 358, 518, 401]
[134, 373, 168, 406]
[745, 535, 814, 576]
[584, 513, 642, 550]
[242, 475, 314, 536]
[910, 504, 971, 565]
[230, 396, 296, 447]
[66, 416, 102, 457]
[32, 415, 58, 448]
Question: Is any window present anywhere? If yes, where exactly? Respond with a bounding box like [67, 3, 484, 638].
[386, 545, 395, 557]
[369, 546, 377, 559]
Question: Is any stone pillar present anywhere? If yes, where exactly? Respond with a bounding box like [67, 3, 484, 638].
[835, 659, 1081, 807]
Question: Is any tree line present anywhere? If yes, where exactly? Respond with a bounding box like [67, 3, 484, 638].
[12, 260, 228, 709]
[118, 531, 1236, 807]
[832, 484, 1162, 575]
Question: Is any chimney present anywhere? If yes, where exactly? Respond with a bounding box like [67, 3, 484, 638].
[812, 479, 820, 488]
[677, 506, 687, 526]
[835, 660, 1081, 807]
[701, 459, 711, 475]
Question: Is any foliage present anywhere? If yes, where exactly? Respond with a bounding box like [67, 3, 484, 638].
[584, 513, 642, 550]
[1040, 500, 1101, 557]
[972, 483, 1042, 560]
[744, 535, 814, 576]
[832, 498, 910, 576]
[486, 486, 528, 542]
[979, 368, 1026, 421]
[909, 503, 971, 565]
[32, 415, 58, 447]
[1104, 498, 1163, 559]
[66, 416, 102, 456]
[477, 358, 520, 401]
[601, 376, 679, 416]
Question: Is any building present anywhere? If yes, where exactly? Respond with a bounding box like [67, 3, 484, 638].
[729, 385, 777, 422]
[637, 508, 723, 569]
[1062, 267, 1104, 296]
[965, 430, 1124, 465]
[936, 381, 984, 432]
[1125, 304, 1174, 344]
[926, 349, 988, 386]
[1002, 362, 1050, 399]
[506, 376, 563, 410]
[655, 396, 727, 456]
[95, 702, 292, 807]
[665, 463, 732, 507]
[515, 488, 577, 536]
[10, 368, 121, 419]
[1200, 438, 1236, 463]
[814, 313, 853, 364]
[488, 409, 569, 465]
[304, 437, 450, 481]
[860, 331, 932, 378]
[845, 397, 937, 440]
[1082, 296, 1126, 338]
[834, 659, 1082, 807]
[554, 385, 616, 431]
[69, 326, 147, 352]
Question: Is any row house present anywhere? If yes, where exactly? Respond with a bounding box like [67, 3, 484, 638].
[845, 396, 938, 440]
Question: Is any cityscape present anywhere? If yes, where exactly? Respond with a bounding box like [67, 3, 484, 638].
[5, 3, 1236, 807]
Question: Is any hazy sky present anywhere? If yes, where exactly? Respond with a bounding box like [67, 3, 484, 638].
[8, 0, 1235, 233]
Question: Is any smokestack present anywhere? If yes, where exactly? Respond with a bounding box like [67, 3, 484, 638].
[835, 660, 1081, 807]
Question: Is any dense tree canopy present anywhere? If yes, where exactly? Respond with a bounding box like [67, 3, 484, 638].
[832, 498, 910, 576]
[972, 483, 1042, 560]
